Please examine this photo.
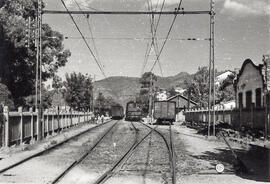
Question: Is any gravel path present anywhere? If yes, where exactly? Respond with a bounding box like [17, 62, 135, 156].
[173, 123, 270, 184]
[0, 121, 117, 184]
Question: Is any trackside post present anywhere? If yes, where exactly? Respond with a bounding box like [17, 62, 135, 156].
[3, 106, 9, 147]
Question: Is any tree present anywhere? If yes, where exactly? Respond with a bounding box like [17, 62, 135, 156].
[184, 67, 236, 107]
[139, 72, 157, 88]
[167, 87, 178, 98]
[138, 72, 157, 115]
[216, 73, 236, 103]
[184, 66, 210, 107]
[0, 83, 15, 110]
[24, 84, 53, 110]
[64, 72, 93, 111]
[0, 0, 71, 106]
[52, 75, 63, 91]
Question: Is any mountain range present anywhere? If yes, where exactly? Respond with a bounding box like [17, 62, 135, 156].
[93, 72, 192, 107]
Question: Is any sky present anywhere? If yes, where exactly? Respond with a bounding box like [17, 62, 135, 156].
[43, 0, 270, 80]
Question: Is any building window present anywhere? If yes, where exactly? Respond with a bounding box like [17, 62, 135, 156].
[246, 91, 252, 109]
[255, 88, 261, 107]
[238, 92, 243, 108]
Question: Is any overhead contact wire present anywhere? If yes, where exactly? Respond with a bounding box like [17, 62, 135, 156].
[60, 0, 107, 78]
[150, 0, 183, 72]
[72, 0, 103, 69]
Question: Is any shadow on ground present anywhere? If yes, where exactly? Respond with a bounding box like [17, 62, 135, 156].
[191, 144, 270, 182]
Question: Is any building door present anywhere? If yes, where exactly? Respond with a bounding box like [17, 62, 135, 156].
[238, 92, 243, 108]
[255, 88, 261, 107]
[246, 91, 252, 109]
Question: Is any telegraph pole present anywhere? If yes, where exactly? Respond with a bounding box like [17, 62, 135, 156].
[36, 0, 43, 140]
[149, 74, 153, 121]
[35, 14, 39, 110]
[208, 0, 215, 137]
[211, 0, 216, 136]
[92, 74, 96, 113]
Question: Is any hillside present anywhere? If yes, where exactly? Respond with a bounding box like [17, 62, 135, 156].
[93, 72, 191, 107]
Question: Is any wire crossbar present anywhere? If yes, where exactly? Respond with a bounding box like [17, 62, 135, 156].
[43, 10, 211, 15]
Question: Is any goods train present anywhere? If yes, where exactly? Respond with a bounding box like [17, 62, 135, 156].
[153, 101, 176, 124]
[111, 105, 124, 120]
[125, 101, 142, 121]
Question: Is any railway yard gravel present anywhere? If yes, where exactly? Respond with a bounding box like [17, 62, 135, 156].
[59, 121, 137, 184]
[0, 120, 269, 184]
[106, 123, 172, 184]
[0, 120, 116, 184]
[0, 121, 103, 170]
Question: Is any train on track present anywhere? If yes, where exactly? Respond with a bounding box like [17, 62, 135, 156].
[111, 105, 124, 120]
[125, 101, 142, 121]
[153, 101, 176, 124]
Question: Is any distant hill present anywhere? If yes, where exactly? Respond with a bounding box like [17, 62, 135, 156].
[93, 72, 192, 107]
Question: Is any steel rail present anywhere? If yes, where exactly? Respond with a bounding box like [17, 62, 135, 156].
[51, 120, 120, 184]
[93, 123, 157, 184]
[0, 119, 113, 174]
[138, 121, 176, 184]
[43, 10, 211, 15]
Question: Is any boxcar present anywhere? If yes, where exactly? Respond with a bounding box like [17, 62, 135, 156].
[125, 101, 142, 121]
[111, 105, 124, 120]
[153, 101, 176, 124]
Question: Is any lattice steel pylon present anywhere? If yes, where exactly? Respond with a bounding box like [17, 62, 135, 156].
[208, 0, 215, 137]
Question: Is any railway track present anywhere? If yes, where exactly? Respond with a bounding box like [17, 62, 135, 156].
[51, 120, 120, 183]
[50, 120, 141, 184]
[100, 121, 176, 184]
[0, 120, 176, 184]
[138, 121, 176, 184]
[0, 120, 117, 182]
[93, 122, 156, 184]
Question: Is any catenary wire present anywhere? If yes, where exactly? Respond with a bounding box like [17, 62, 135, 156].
[150, 0, 183, 72]
[72, 0, 103, 68]
[60, 0, 107, 78]
[141, 0, 157, 75]
[141, 0, 165, 76]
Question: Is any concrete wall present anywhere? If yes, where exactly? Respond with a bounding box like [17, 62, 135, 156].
[236, 62, 264, 108]
[1, 107, 94, 147]
[176, 110, 185, 122]
[185, 107, 266, 130]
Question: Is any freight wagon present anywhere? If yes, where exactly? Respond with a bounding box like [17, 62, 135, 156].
[111, 105, 124, 120]
[125, 101, 142, 121]
[153, 101, 176, 124]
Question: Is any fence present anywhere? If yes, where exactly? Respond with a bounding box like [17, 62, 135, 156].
[1, 106, 93, 147]
[185, 107, 266, 130]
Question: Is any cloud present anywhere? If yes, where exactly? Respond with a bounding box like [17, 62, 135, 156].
[63, 0, 270, 16]
[148, 0, 181, 8]
[222, 0, 270, 16]
[64, 0, 95, 8]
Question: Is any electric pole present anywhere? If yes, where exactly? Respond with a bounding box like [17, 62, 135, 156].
[149, 74, 153, 120]
[208, 0, 215, 137]
[36, 0, 43, 140]
[211, 0, 215, 136]
[92, 74, 95, 113]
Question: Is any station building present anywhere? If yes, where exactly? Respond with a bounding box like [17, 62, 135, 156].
[167, 94, 197, 122]
[234, 56, 270, 109]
